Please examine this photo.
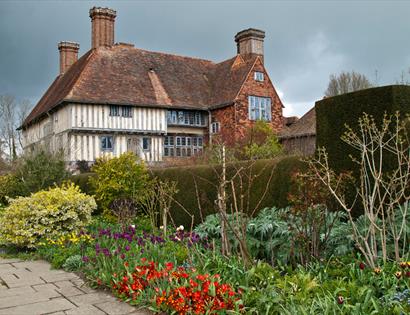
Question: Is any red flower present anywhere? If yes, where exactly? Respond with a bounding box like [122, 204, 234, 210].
[359, 262, 365, 270]
[337, 295, 344, 304]
[165, 262, 174, 271]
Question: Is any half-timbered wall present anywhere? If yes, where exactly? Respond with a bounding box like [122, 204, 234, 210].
[68, 134, 163, 162]
[22, 103, 167, 163]
[69, 104, 166, 133]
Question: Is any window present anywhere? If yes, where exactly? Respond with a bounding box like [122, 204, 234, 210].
[122, 107, 132, 118]
[178, 111, 184, 124]
[164, 136, 174, 146]
[211, 122, 220, 134]
[254, 71, 264, 82]
[167, 110, 206, 126]
[163, 136, 203, 157]
[176, 137, 182, 146]
[248, 96, 272, 121]
[197, 137, 203, 147]
[142, 137, 151, 151]
[195, 112, 201, 125]
[110, 105, 120, 116]
[101, 136, 114, 151]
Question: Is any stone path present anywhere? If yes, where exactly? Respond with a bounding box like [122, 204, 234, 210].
[0, 258, 151, 315]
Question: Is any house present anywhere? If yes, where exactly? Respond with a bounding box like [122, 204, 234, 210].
[279, 108, 316, 156]
[21, 7, 284, 168]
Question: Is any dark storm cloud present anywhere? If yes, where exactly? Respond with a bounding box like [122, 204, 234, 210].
[1, 0, 410, 116]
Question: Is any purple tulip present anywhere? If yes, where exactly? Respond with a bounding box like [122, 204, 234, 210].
[102, 248, 110, 257]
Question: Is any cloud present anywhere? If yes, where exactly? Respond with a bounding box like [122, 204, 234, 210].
[276, 31, 346, 116]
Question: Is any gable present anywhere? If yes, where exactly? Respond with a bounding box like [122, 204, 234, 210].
[235, 57, 283, 109]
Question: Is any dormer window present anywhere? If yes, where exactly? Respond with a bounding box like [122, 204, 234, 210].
[254, 71, 264, 82]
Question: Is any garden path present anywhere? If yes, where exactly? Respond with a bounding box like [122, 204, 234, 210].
[0, 258, 151, 315]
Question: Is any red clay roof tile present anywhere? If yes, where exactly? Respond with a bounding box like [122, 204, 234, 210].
[23, 45, 258, 128]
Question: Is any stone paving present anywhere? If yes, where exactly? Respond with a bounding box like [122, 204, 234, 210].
[0, 258, 151, 315]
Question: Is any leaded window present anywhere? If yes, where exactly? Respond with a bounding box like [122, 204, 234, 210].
[248, 96, 272, 121]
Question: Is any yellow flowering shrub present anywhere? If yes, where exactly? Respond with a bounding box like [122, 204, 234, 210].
[0, 183, 96, 248]
[40, 231, 93, 248]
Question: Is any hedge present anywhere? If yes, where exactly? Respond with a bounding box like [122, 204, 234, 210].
[71, 156, 306, 228]
[316, 85, 410, 173]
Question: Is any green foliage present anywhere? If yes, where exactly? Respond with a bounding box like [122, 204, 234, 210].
[241, 120, 282, 159]
[71, 156, 306, 227]
[153, 156, 306, 227]
[0, 149, 69, 204]
[316, 85, 410, 173]
[196, 207, 352, 266]
[39, 243, 81, 269]
[89, 152, 149, 213]
[15, 149, 69, 196]
[70, 172, 96, 195]
[0, 173, 24, 205]
[62, 254, 84, 271]
[76, 160, 91, 173]
[0, 183, 96, 248]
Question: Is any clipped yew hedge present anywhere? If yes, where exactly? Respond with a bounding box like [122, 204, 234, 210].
[316, 85, 410, 173]
[151, 156, 306, 227]
[71, 156, 306, 228]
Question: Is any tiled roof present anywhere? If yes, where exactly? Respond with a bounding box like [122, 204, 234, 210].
[23, 45, 258, 128]
[279, 107, 316, 138]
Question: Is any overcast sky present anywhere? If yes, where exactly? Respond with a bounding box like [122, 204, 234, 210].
[1, 0, 410, 117]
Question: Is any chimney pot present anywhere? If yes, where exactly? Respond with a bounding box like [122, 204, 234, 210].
[89, 7, 117, 49]
[58, 41, 80, 75]
[234, 28, 265, 62]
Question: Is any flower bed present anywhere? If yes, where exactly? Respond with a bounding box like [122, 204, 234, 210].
[24, 218, 410, 314]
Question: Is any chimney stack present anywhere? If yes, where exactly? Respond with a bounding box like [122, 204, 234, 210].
[58, 41, 80, 74]
[89, 7, 117, 49]
[234, 28, 265, 62]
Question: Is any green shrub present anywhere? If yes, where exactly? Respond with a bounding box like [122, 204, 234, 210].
[0, 174, 24, 205]
[89, 152, 149, 214]
[70, 172, 96, 195]
[63, 255, 83, 271]
[15, 149, 69, 196]
[0, 183, 96, 248]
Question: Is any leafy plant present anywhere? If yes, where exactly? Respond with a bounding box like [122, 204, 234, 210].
[15, 148, 69, 196]
[89, 152, 149, 214]
[63, 255, 84, 271]
[0, 183, 95, 248]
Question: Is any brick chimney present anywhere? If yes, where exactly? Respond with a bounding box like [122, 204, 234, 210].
[89, 7, 117, 49]
[234, 28, 265, 62]
[58, 41, 80, 74]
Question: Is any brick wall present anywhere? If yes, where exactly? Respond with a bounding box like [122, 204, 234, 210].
[211, 57, 283, 145]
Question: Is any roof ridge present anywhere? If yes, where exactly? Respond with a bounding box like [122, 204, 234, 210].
[115, 45, 216, 64]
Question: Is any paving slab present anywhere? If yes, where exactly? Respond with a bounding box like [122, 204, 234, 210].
[0, 297, 75, 315]
[0, 258, 22, 264]
[0, 258, 152, 315]
[95, 300, 137, 315]
[64, 304, 107, 315]
[0, 289, 58, 309]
